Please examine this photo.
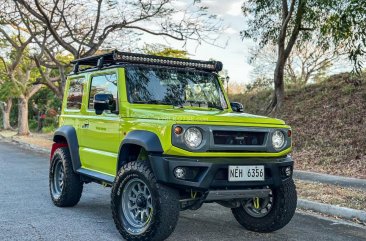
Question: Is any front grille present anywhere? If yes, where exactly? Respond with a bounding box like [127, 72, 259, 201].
[213, 131, 266, 146]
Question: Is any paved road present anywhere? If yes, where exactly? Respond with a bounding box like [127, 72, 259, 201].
[0, 140, 365, 241]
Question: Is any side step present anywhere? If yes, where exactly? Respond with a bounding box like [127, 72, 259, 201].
[205, 189, 270, 201]
[76, 168, 114, 185]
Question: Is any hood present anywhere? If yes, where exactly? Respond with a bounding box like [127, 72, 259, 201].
[125, 106, 285, 125]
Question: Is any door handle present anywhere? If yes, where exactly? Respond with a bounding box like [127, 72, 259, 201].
[82, 122, 89, 129]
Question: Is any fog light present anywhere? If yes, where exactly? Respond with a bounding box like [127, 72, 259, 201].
[285, 166, 292, 177]
[174, 167, 186, 179]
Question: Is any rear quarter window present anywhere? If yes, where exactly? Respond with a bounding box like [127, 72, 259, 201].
[66, 78, 84, 110]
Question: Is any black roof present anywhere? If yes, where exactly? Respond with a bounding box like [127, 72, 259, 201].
[70, 50, 223, 73]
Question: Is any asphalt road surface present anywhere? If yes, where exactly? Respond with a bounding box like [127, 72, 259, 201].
[1, 140, 365, 241]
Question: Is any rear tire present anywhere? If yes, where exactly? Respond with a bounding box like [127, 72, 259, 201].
[49, 147, 83, 207]
[231, 179, 297, 232]
[111, 160, 179, 241]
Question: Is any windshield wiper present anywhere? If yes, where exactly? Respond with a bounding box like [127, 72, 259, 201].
[132, 100, 172, 105]
[185, 100, 223, 110]
[208, 104, 223, 110]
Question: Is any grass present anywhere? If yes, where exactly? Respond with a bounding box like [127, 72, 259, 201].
[231, 73, 366, 178]
[296, 180, 366, 212]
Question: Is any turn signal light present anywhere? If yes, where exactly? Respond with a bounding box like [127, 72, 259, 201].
[288, 130, 292, 137]
[174, 126, 183, 135]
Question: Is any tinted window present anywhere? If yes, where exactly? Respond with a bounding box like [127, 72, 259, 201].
[67, 78, 84, 109]
[88, 74, 118, 111]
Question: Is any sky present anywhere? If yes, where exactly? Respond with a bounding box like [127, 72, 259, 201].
[139, 0, 254, 85]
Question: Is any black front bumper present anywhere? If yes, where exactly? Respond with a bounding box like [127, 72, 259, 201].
[149, 154, 294, 190]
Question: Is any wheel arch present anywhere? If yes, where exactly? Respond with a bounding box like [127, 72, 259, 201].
[117, 130, 163, 172]
[52, 125, 81, 171]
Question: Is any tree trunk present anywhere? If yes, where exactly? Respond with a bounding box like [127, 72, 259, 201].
[271, 61, 285, 112]
[1, 98, 13, 130]
[269, 35, 286, 113]
[18, 96, 30, 136]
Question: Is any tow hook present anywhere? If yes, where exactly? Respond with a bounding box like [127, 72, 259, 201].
[253, 197, 260, 209]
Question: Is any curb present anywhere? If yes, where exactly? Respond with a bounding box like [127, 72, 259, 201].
[294, 170, 366, 191]
[297, 199, 366, 222]
[0, 134, 49, 155]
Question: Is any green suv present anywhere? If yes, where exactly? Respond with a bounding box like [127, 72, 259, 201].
[49, 51, 297, 241]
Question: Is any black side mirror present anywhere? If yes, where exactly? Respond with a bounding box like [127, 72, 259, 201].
[94, 93, 114, 115]
[230, 102, 244, 113]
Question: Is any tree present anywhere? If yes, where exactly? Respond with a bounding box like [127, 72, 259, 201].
[242, 1, 366, 111]
[0, 79, 14, 130]
[285, 40, 341, 85]
[142, 44, 189, 58]
[0, 27, 42, 135]
[242, 0, 305, 111]
[8, 0, 223, 99]
[0, 44, 14, 130]
[250, 38, 344, 87]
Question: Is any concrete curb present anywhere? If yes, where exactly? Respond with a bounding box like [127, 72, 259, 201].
[294, 170, 366, 191]
[0, 134, 49, 155]
[298, 199, 366, 222]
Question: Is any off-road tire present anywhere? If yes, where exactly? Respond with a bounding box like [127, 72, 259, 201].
[111, 160, 180, 241]
[231, 179, 297, 232]
[49, 147, 83, 207]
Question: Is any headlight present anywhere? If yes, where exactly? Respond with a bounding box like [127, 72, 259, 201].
[184, 127, 202, 149]
[272, 130, 285, 150]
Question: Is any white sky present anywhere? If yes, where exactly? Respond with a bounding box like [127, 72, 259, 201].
[138, 0, 254, 85]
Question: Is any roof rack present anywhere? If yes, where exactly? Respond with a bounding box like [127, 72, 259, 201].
[70, 50, 223, 73]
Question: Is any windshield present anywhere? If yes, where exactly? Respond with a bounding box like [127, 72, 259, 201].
[125, 66, 228, 110]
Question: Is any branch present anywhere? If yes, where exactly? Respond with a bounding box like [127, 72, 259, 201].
[124, 25, 184, 41]
[0, 28, 19, 49]
[0, 56, 9, 73]
[33, 55, 60, 96]
[278, 0, 296, 46]
[27, 84, 42, 98]
[284, 0, 307, 59]
[28, 0, 78, 56]
[89, 0, 102, 44]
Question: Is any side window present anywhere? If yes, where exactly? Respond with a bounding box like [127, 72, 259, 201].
[88, 73, 118, 112]
[67, 78, 84, 110]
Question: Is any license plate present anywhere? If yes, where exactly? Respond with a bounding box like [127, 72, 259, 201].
[228, 165, 265, 181]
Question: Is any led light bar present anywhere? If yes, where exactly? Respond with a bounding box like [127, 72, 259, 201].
[71, 50, 223, 73]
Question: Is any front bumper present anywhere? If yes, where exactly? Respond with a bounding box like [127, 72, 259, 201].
[149, 154, 294, 190]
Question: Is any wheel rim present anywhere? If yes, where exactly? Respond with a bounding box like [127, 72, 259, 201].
[51, 160, 64, 198]
[243, 190, 273, 218]
[121, 178, 153, 234]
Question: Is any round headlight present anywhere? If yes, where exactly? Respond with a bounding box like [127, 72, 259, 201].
[184, 127, 202, 149]
[272, 130, 285, 150]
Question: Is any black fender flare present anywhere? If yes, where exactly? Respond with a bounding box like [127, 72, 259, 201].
[117, 130, 163, 171]
[53, 125, 81, 171]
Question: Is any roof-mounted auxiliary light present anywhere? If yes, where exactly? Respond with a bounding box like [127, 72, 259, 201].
[70, 50, 223, 73]
[113, 51, 222, 72]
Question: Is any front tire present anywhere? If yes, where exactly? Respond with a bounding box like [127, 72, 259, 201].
[111, 160, 179, 241]
[231, 179, 297, 232]
[49, 147, 83, 207]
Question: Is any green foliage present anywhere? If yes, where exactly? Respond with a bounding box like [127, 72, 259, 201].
[142, 44, 189, 59]
[0, 80, 17, 101]
[28, 119, 38, 131]
[242, 0, 366, 71]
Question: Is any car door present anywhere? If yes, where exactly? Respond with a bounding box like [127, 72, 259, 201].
[77, 70, 121, 176]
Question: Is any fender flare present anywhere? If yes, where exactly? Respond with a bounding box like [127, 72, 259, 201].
[53, 125, 81, 171]
[117, 130, 163, 170]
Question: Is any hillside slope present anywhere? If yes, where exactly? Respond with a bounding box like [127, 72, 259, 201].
[232, 73, 366, 178]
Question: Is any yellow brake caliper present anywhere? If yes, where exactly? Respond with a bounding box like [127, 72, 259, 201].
[253, 197, 260, 209]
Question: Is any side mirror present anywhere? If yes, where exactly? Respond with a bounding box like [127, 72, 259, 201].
[94, 93, 114, 115]
[230, 102, 244, 113]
